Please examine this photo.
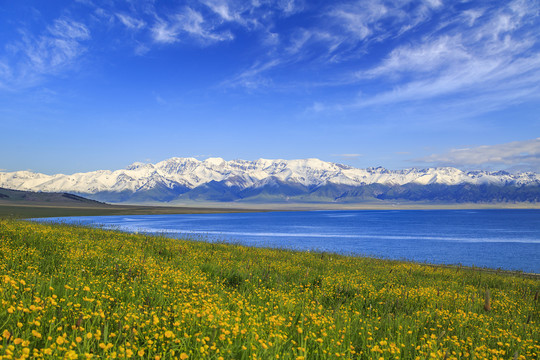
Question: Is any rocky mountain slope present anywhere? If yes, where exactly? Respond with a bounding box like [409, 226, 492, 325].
[1, 157, 539, 203]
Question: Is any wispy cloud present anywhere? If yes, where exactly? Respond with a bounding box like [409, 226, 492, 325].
[151, 7, 233, 45]
[361, 36, 470, 78]
[347, 0, 540, 111]
[220, 0, 444, 89]
[201, 0, 237, 22]
[204, 0, 540, 119]
[221, 59, 281, 89]
[3, 0, 539, 110]
[0, 17, 90, 90]
[48, 18, 90, 39]
[277, 0, 305, 15]
[329, 1, 389, 41]
[154, 92, 167, 104]
[151, 19, 180, 44]
[329, 0, 441, 45]
[116, 13, 146, 30]
[192, 154, 214, 159]
[416, 138, 540, 172]
[333, 153, 363, 159]
[182, 7, 234, 42]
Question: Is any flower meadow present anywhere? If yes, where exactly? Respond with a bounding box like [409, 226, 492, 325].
[0, 220, 538, 360]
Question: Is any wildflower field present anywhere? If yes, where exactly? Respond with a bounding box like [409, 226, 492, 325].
[0, 220, 538, 359]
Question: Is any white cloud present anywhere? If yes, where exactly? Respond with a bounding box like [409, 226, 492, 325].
[289, 29, 344, 57]
[116, 13, 146, 30]
[330, 1, 388, 41]
[154, 93, 167, 104]
[424, 0, 442, 8]
[221, 59, 281, 88]
[3, 0, 539, 105]
[461, 8, 485, 26]
[199, 0, 277, 31]
[277, 0, 305, 15]
[341, 0, 540, 112]
[30, 18, 90, 72]
[134, 42, 150, 55]
[333, 153, 363, 159]
[222, 0, 445, 89]
[48, 18, 90, 40]
[182, 7, 233, 41]
[356, 54, 540, 108]
[151, 19, 180, 44]
[0, 17, 90, 89]
[201, 0, 235, 21]
[0, 61, 12, 88]
[416, 138, 540, 171]
[151, 7, 234, 45]
[328, 0, 441, 44]
[361, 36, 471, 78]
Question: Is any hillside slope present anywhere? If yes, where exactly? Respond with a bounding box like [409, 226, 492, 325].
[0, 187, 105, 205]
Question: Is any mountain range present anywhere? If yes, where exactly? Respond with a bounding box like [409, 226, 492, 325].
[1, 157, 539, 204]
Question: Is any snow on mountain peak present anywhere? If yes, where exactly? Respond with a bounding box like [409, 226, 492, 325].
[126, 162, 155, 171]
[203, 157, 227, 166]
[1, 157, 539, 198]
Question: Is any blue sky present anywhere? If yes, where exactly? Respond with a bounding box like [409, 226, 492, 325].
[1, 0, 539, 174]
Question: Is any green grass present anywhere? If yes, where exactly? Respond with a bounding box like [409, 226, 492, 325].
[0, 219, 538, 359]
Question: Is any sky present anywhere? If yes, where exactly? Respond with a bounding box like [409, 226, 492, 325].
[1, 0, 539, 175]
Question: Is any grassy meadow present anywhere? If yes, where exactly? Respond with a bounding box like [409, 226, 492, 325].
[0, 219, 538, 359]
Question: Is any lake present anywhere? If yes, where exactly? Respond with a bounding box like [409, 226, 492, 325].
[34, 209, 540, 273]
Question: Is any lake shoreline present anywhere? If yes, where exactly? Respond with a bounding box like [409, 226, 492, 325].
[32, 209, 540, 274]
[113, 200, 540, 211]
[32, 216, 540, 277]
[0, 201, 271, 219]
[2, 195, 540, 219]
[26, 217, 540, 278]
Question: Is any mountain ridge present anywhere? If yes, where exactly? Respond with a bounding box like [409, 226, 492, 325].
[1, 157, 539, 204]
[0, 187, 105, 205]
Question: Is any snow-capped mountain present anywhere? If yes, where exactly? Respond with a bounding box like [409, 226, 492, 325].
[1, 157, 539, 203]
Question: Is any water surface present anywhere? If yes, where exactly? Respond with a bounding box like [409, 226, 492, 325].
[34, 209, 540, 273]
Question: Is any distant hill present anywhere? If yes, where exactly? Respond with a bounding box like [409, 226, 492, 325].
[0, 188, 106, 206]
[0, 187, 266, 218]
[1, 157, 540, 204]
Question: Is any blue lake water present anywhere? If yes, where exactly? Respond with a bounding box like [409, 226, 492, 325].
[33, 209, 540, 273]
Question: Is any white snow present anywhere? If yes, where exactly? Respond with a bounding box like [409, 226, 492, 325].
[1, 157, 539, 195]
